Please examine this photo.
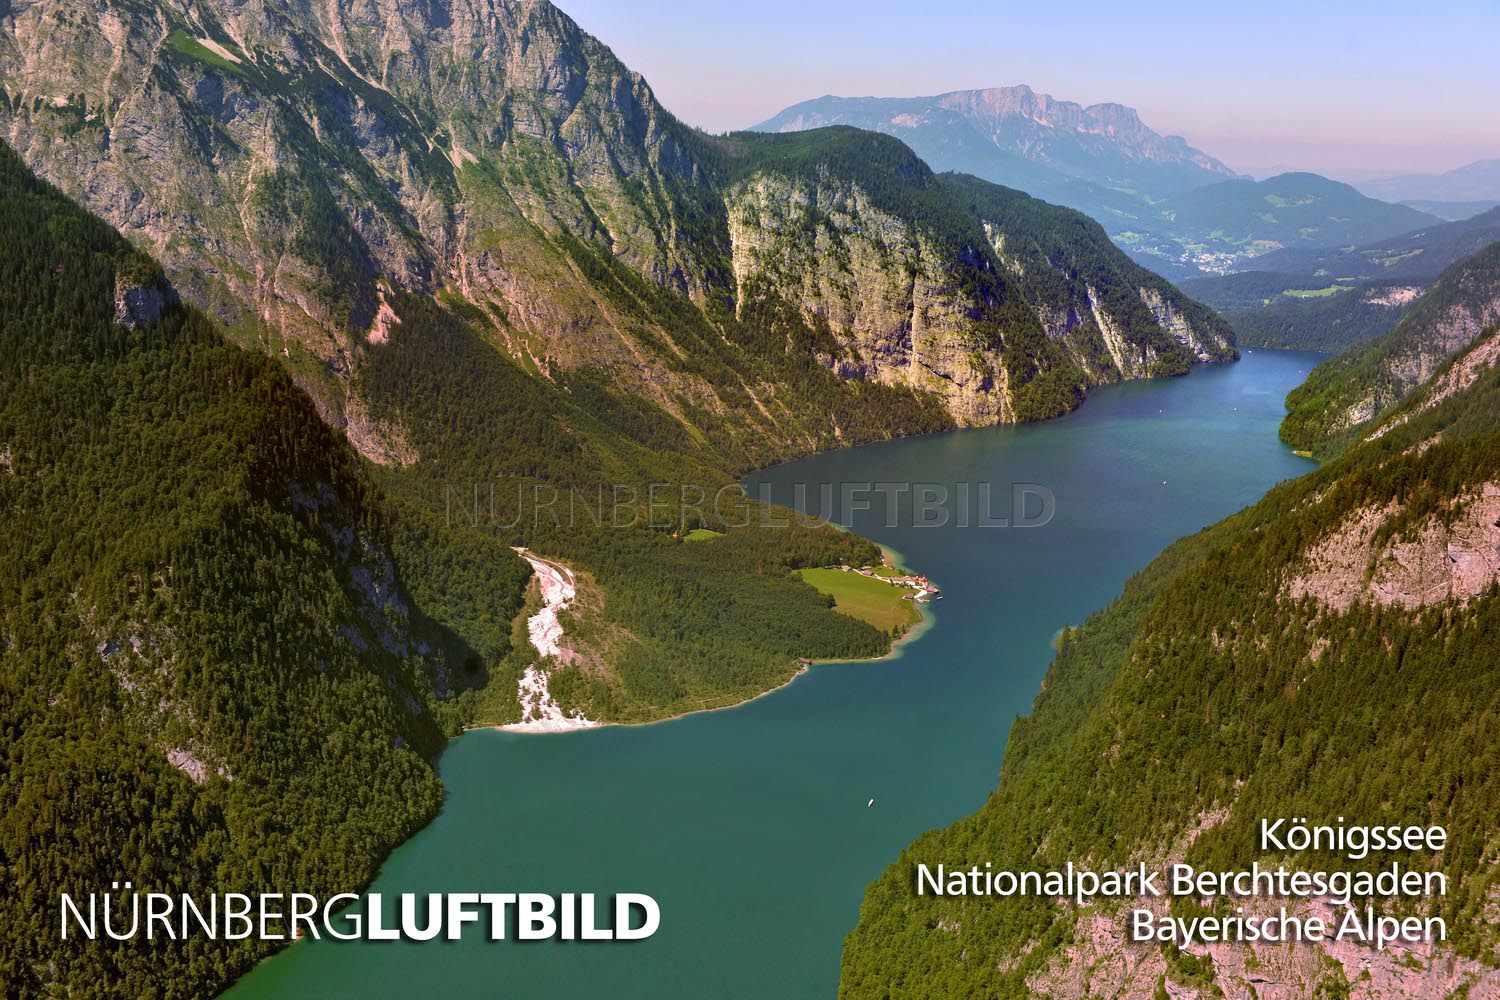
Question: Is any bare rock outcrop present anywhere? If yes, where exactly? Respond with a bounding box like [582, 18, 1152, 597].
[1287, 484, 1500, 612]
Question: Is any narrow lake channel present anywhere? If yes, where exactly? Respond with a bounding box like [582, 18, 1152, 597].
[225, 350, 1321, 999]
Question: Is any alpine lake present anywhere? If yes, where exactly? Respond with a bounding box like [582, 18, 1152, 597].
[224, 350, 1321, 999]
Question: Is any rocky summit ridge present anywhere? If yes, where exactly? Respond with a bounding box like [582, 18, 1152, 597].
[764, 84, 1237, 184]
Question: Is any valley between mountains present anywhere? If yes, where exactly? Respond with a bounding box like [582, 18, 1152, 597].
[3, 1, 1500, 999]
[0, 3, 1243, 726]
[1, 0, 1232, 445]
[0, 0, 1239, 993]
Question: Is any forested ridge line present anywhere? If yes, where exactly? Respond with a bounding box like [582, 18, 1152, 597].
[842, 252, 1500, 997]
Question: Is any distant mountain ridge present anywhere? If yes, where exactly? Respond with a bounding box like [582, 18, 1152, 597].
[753, 86, 1241, 243]
[1253, 205, 1500, 282]
[757, 91, 1441, 277]
[1131, 172, 1443, 275]
[756, 86, 1238, 198]
[1161, 172, 1437, 247]
[1397, 198, 1499, 222]
[1358, 158, 1500, 204]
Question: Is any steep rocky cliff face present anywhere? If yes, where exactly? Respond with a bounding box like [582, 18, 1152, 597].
[0, 0, 1232, 453]
[1282, 242, 1500, 455]
[934, 87, 1232, 181]
[754, 86, 1247, 278]
[0, 0, 725, 435]
[725, 171, 1013, 423]
[713, 131, 1236, 425]
[757, 92, 1463, 281]
[948, 173, 1235, 379]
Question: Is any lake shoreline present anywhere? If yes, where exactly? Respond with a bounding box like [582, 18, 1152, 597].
[481, 583, 939, 736]
[492, 539, 938, 734]
[225, 350, 1322, 1000]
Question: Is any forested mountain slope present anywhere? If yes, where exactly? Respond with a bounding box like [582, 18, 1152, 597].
[0, 0, 1239, 738]
[1281, 242, 1500, 455]
[1253, 206, 1500, 283]
[1180, 211, 1500, 356]
[0, 142, 897, 998]
[1125, 173, 1442, 278]
[0, 0, 1232, 445]
[941, 175, 1232, 382]
[1101, 172, 1442, 277]
[841, 245, 1500, 1000]
[1157, 173, 1439, 258]
[1180, 272, 1424, 354]
[0, 140, 507, 998]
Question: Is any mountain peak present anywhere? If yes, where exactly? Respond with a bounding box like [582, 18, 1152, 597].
[0, 0, 1234, 444]
[753, 87, 1239, 231]
[929, 86, 1153, 136]
[756, 88, 1239, 191]
[1261, 170, 1358, 190]
[1359, 157, 1500, 203]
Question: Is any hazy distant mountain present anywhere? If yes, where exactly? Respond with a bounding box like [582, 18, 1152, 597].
[1358, 159, 1500, 204]
[1152, 172, 1440, 261]
[1399, 198, 1500, 222]
[1098, 172, 1442, 278]
[754, 87, 1239, 223]
[1180, 202, 1500, 355]
[1253, 204, 1500, 282]
[755, 92, 1446, 278]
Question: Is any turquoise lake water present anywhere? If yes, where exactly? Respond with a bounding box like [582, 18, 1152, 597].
[224, 350, 1320, 999]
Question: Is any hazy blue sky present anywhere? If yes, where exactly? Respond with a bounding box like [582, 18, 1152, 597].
[557, 0, 1500, 180]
